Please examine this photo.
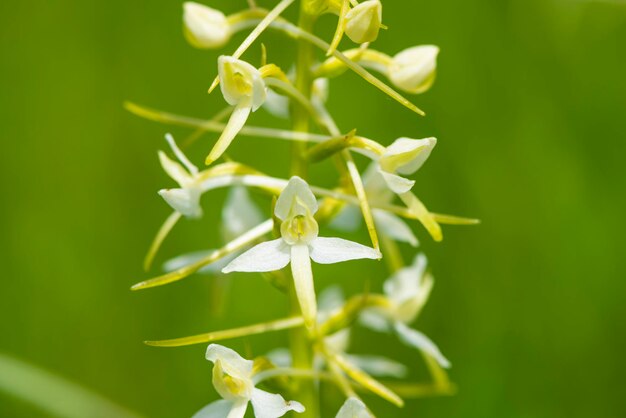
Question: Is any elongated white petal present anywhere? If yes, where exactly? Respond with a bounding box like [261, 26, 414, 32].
[250, 388, 305, 418]
[163, 249, 235, 275]
[347, 354, 408, 378]
[274, 176, 318, 221]
[165, 133, 198, 174]
[373, 209, 418, 246]
[394, 322, 451, 369]
[226, 399, 249, 418]
[381, 137, 437, 175]
[290, 244, 317, 329]
[192, 400, 234, 418]
[309, 237, 381, 264]
[378, 170, 415, 194]
[222, 239, 290, 273]
[335, 397, 373, 418]
[158, 187, 202, 218]
[158, 151, 191, 186]
[222, 186, 264, 241]
[359, 309, 392, 332]
[206, 99, 252, 165]
[206, 344, 254, 378]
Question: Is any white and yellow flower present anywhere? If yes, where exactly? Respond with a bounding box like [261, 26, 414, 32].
[183, 2, 231, 49]
[193, 344, 304, 418]
[388, 45, 439, 94]
[361, 254, 451, 368]
[206, 56, 267, 165]
[223, 177, 381, 329]
[378, 137, 437, 194]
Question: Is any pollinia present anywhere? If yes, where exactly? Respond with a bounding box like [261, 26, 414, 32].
[129, 1, 477, 416]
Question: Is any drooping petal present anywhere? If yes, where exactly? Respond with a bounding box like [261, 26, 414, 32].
[394, 322, 451, 369]
[192, 399, 234, 418]
[222, 239, 290, 273]
[206, 344, 255, 378]
[373, 209, 418, 247]
[378, 170, 415, 194]
[274, 177, 318, 221]
[290, 243, 317, 329]
[158, 187, 203, 218]
[206, 98, 253, 165]
[309, 237, 381, 264]
[335, 397, 373, 418]
[346, 354, 408, 378]
[250, 388, 305, 418]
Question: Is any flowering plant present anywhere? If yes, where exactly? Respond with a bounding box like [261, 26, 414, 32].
[129, 1, 477, 416]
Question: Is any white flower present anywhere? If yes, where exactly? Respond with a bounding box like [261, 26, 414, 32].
[206, 57, 267, 165]
[223, 176, 381, 328]
[158, 134, 203, 218]
[344, 0, 383, 44]
[389, 45, 439, 94]
[361, 254, 451, 368]
[193, 344, 305, 418]
[331, 164, 419, 247]
[163, 187, 264, 274]
[378, 137, 437, 194]
[183, 2, 231, 49]
[335, 398, 373, 418]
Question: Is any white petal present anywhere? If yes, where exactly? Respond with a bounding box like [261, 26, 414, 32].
[158, 187, 202, 218]
[158, 151, 191, 186]
[378, 170, 415, 194]
[328, 204, 362, 232]
[359, 309, 392, 332]
[206, 344, 254, 378]
[226, 399, 249, 418]
[384, 253, 427, 304]
[250, 388, 305, 418]
[346, 354, 408, 378]
[165, 133, 198, 175]
[163, 249, 235, 275]
[324, 329, 351, 353]
[290, 244, 317, 329]
[192, 400, 234, 418]
[274, 177, 318, 221]
[335, 397, 373, 418]
[206, 99, 252, 165]
[219, 56, 266, 110]
[309, 237, 381, 264]
[222, 186, 264, 241]
[373, 209, 418, 247]
[317, 285, 345, 315]
[263, 87, 290, 119]
[380, 137, 437, 175]
[394, 322, 451, 369]
[222, 239, 291, 273]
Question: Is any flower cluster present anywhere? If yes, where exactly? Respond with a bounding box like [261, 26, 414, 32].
[130, 1, 477, 416]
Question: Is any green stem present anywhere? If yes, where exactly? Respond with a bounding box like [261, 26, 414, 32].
[288, 6, 319, 418]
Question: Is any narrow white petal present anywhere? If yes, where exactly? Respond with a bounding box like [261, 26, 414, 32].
[309, 237, 381, 264]
[226, 399, 249, 418]
[158, 151, 190, 186]
[163, 249, 235, 275]
[250, 388, 304, 418]
[335, 397, 373, 418]
[290, 244, 317, 329]
[394, 322, 451, 369]
[206, 344, 254, 378]
[373, 209, 418, 247]
[165, 133, 198, 175]
[379, 170, 415, 194]
[222, 239, 290, 273]
[192, 400, 234, 418]
[347, 354, 408, 378]
[206, 99, 252, 165]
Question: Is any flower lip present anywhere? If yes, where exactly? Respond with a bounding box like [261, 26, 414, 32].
[183, 2, 231, 49]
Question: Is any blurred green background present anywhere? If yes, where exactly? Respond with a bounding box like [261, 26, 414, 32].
[2, 0, 626, 417]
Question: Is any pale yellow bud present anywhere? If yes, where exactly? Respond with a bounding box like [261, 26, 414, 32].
[183, 2, 230, 49]
[344, 0, 382, 44]
[389, 45, 439, 94]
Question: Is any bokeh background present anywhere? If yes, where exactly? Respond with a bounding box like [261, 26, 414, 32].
[2, 0, 626, 417]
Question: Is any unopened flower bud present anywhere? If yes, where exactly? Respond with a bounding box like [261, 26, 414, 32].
[344, 0, 382, 44]
[183, 2, 230, 49]
[389, 45, 439, 94]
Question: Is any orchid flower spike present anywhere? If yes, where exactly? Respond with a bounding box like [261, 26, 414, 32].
[335, 398, 374, 418]
[183, 2, 231, 49]
[389, 45, 439, 94]
[193, 344, 304, 418]
[361, 254, 451, 368]
[223, 176, 381, 329]
[344, 0, 383, 44]
[206, 56, 267, 165]
[158, 134, 203, 218]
